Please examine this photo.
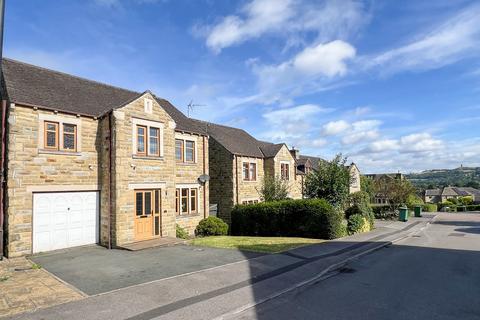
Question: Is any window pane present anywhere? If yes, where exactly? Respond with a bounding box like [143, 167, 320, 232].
[46, 131, 57, 147]
[249, 163, 256, 181]
[149, 128, 159, 155]
[47, 123, 56, 131]
[145, 192, 152, 215]
[181, 197, 188, 213]
[190, 189, 197, 212]
[63, 124, 75, 133]
[136, 193, 143, 216]
[175, 189, 180, 214]
[137, 136, 145, 153]
[243, 163, 249, 180]
[64, 134, 75, 150]
[175, 140, 183, 160]
[154, 190, 160, 214]
[185, 141, 194, 162]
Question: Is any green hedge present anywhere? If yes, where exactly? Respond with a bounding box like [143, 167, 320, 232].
[422, 203, 438, 212]
[231, 199, 346, 239]
[467, 205, 480, 211]
[372, 205, 396, 220]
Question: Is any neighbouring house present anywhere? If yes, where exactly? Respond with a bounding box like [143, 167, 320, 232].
[190, 120, 302, 224]
[424, 186, 480, 204]
[295, 155, 362, 195]
[364, 173, 405, 204]
[1, 58, 209, 257]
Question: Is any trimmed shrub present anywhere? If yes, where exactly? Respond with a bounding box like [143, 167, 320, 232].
[347, 191, 375, 228]
[176, 224, 189, 239]
[422, 203, 438, 212]
[466, 205, 480, 211]
[372, 204, 397, 220]
[195, 217, 228, 236]
[347, 214, 370, 235]
[231, 199, 346, 240]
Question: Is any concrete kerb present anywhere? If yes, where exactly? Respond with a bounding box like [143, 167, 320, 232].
[215, 217, 435, 320]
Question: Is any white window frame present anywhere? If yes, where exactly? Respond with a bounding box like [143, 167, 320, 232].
[132, 118, 164, 157]
[174, 133, 198, 164]
[38, 114, 82, 153]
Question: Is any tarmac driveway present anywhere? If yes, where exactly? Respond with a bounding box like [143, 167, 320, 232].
[29, 244, 263, 296]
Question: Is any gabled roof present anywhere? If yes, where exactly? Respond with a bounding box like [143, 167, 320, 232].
[258, 141, 285, 158]
[425, 189, 441, 196]
[298, 155, 326, 170]
[442, 187, 458, 197]
[2, 58, 205, 135]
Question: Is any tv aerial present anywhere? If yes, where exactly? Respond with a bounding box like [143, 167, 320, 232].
[187, 100, 206, 117]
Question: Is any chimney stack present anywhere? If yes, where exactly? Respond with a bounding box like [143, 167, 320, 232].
[290, 147, 299, 160]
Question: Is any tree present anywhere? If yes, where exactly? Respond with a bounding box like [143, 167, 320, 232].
[258, 175, 290, 202]
[360, 176, 375, 203]
[374, 177, 416, 212]
[304, 154, 351, 208]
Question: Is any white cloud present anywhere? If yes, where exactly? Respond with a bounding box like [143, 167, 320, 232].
[205, 0, 294, 53]
[367, 139, 399, 152]
[364, 4, 480, 74]
[263, 104, 333, 124]
[202, 0, 368, 53]
[322, 120, 350, 136]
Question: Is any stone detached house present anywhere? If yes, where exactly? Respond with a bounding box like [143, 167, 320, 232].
[190, 120, 302, 224]
[364, 173, 404, 204]
[424, 187, 480, 204]
[1, 58, 209, 257]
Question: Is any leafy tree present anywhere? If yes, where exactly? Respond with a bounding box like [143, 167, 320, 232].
[258, 175, 290, 202]
[304, 154, 351, 208]
[360, 176, 375, 202]
[374, 177, 417, 212]
[458, 196, 473, 205]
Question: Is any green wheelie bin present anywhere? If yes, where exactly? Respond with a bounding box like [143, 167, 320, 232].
[414, 205, 422, 217]
[399, 207, 409, 222]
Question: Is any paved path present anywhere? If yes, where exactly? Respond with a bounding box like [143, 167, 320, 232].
[6, 216, 432, 320]
[228, 213, 480, 320]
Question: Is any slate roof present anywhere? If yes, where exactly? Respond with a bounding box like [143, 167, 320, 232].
[425, 189, 441, 196]
[258, 141, 285, 158]
[298, 155, 326, 170]
[190, 119, 265, 158]
[2, 58, 204, 135]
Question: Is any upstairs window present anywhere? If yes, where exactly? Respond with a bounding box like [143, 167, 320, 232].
[281, 163, 290, 180]
[242, 162, 257, 181]
[43, 121, 77, 152]
[135, 123, 162, 157]
[175, 138, 196, 163]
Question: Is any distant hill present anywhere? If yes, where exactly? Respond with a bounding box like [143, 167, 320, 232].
[406, 166, 480, 190]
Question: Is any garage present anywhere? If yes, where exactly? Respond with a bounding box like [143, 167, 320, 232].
[33, 192, 99, 253]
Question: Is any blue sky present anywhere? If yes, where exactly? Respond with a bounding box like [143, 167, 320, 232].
[5, 0, 480, 173]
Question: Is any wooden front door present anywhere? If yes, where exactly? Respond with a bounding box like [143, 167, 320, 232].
[134, 190, 162, 241]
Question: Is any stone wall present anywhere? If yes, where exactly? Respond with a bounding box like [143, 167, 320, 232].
[6, 104, 100, 257]
[269, 145, 302, 199]
[349, 164, 361, 194]
[208, 138, 234, 224]
[233, 155, 264, 205]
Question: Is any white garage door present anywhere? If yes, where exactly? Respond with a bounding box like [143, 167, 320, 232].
[33, 192, 99, 253]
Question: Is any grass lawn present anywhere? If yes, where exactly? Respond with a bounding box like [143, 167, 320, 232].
[190, 236, 324, 253]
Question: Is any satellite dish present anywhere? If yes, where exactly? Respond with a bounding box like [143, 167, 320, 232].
[198, 174, 210, 184]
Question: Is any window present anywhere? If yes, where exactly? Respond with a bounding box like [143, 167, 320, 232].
[137, 125, 147, 155]
[135, 190, 153, 216]
[185, 141, 195, 162]
[63, 124, 77, 151]
[281, 163, 290, 180]
[43, 121, 78, 152]
[242, 199, 259, 205]
[135, 124, 162, 157]
[175, 138, 196, 163]
[149, 127, 160, 156]
[44, 122, 58, 149]
[144, 98, 153, 114]
[175, 139, 183, 161]
[242, 162, 257, 181]
[176, 187, 199, 215]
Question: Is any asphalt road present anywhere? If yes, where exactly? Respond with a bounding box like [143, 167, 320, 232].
[230, 213, 480, 320]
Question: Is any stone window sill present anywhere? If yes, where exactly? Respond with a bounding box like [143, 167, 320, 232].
[176, 213, 201, 219]
[176, 162, 198, 166]
[132, 155, 164, 161]
[39, 149, 81, 156]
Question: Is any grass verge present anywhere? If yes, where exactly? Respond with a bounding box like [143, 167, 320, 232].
[190, 236, 323, 253]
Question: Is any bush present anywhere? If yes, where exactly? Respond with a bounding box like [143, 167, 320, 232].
[406, 194, 424, 209]
[466, 205, 480, 211]
[195, 217, 228, 236]
[231, 199, 346, 240]
[347, 214, 371, 235]
[347, 191, 375, 228]
[422, 203, 438, 212]
[372, 204, 397, 220]
[176, 224, 189, 239]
